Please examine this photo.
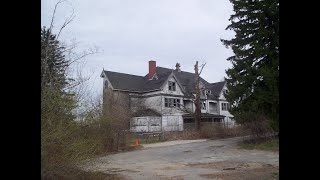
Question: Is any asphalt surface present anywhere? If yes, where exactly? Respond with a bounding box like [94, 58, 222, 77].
[83, 136, 279, 180]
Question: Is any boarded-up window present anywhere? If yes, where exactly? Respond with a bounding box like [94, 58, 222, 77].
[167, 116, 179, 126]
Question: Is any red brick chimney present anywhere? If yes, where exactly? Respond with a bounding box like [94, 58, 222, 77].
[148, 60, 156, 80]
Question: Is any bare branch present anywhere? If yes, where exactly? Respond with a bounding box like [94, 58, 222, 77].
[57, 8, 75, 40]
[49, 0, 66, 33]
[199, 63, 207, 75]
[67, 49, 100, 67]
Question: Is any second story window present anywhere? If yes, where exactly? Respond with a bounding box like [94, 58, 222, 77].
[222, 102, 229, 111]
[165, 98, 180, 107]
[168, 81, 176, 91]
[201, 101, 206, 110]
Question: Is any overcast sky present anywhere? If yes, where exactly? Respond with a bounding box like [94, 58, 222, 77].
[41, 0, 235, 95]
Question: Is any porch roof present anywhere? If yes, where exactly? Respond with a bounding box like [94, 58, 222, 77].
[182, 113, 225, 119]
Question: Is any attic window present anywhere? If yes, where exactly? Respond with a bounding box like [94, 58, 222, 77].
[224, 89, 229, 94]
[104, 80, 108, 88]
[168, 81, 176, 91]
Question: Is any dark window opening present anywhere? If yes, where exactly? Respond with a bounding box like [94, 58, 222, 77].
[168, 81, 176, 91]
[222, 103, 229, 111]
[183, 118, 195, 123]
[201, 101, 206, 110]
[165, 98, 180, 107]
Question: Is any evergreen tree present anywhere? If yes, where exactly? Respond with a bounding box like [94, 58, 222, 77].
[221, 0, 279, 130]
[41, 27, 69, 91]
[41, 26, 76, 123]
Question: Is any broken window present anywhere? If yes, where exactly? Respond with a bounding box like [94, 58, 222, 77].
[168, 81, 176, 91]
[165, 98, 180, 107]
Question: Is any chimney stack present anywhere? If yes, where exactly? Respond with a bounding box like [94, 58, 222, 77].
[175, 63, 181, 72]
[148, 60, 156, 80]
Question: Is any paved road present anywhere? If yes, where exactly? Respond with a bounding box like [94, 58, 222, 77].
[83, 136, 279, 180]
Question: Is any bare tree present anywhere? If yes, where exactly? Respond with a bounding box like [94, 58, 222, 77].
[194, 61, 206, 131]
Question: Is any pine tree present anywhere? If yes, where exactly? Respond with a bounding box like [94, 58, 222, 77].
[41, 27, 69, 91]
[221, 0, 279, 130]
[41, 26, 76, 123]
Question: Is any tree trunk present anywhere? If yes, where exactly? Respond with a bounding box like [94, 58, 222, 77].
[194, 61, 201, 131]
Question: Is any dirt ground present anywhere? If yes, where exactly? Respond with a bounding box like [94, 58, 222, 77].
[82, 136, 279, 180]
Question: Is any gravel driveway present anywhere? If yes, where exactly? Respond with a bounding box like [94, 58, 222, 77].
[83, 136, 279, 180]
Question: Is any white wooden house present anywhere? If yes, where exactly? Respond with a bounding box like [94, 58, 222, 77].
[101, 61, 235, 132]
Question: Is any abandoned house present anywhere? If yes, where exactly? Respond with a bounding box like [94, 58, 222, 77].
[100, 60, 235, 132]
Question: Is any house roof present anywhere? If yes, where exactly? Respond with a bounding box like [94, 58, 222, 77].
[182, 113, 225, 119]
[207, 81, 226, 99]
[132, 108, 162, 117]
[103, 69, 171, 92]
[102, 67, 225, 96]
[104, 71, 147, 92]
[154, 67, 208, 96]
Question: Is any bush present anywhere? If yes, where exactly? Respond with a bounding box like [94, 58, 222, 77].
[161, 123, 250, 141]
[200, 123, 226, 139]
[243, 116, 275, 142]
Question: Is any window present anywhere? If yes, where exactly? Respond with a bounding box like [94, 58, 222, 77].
[201, 101, 206, 110]
[104, 80, 108, 88]
[165, 98, 169, 107]
[168, 81, 176, 91]
[207, 90, 212, 95]
[222, 103, 229, 111]
[223, 89, 229, 94]
[165, 98, 180, 107]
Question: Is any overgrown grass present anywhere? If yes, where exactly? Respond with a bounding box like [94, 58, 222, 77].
[239, 138, 279, 151]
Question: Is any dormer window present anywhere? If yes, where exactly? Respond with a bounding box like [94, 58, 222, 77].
[168, 81, 176, 91]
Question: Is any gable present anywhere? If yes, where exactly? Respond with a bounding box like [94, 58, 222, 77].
[218, 82, 228, 100]
[161, 74, 184, 96]
[101, 70, 114, 89]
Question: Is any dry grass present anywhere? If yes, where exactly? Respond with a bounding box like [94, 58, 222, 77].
[162, 124, 250, 141]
